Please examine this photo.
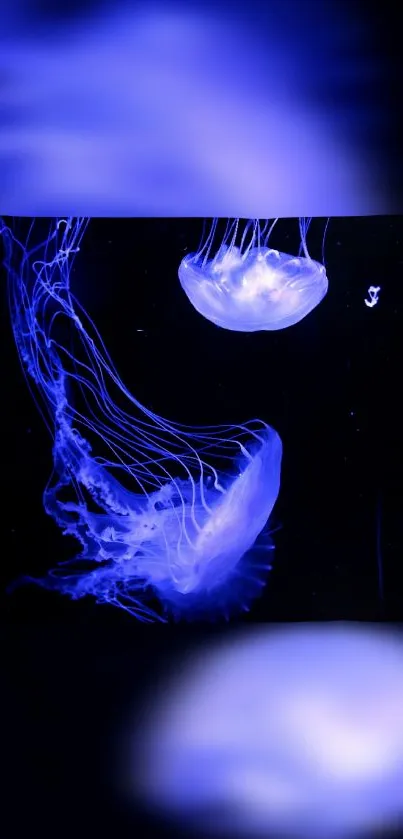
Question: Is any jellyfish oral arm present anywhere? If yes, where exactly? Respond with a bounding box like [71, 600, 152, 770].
[2, 217, 283, 621]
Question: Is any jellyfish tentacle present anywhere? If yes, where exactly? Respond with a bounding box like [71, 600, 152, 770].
[2, 217, 282, 621]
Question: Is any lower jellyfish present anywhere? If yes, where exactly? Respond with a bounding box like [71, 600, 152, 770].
[178, 217, 329, 331]
[1, 218, 282, 622]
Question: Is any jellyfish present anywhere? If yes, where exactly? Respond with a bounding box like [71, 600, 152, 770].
[178, 217, 329, 331]
[1, 218, 282, 622]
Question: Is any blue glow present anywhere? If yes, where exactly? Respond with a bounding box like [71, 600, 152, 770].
[178, 218, 329, 331]
[1, 218, 282, 621]
[130, 625, 403, 839]
[0, 2, 391, 216]
[364, 285, 381, 308]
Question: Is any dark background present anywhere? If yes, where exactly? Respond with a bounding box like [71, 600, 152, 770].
[1, 216, 403, 837]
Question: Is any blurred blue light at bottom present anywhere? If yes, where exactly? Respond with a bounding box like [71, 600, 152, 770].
[120, 624, 403, 839]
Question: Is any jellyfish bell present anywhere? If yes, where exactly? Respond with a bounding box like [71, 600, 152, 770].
[2, 217, 282, 622]
[179, 217, 329, 331]
[179, 245, 327, 332]
[151, 423, 282, 618]
[49, 417, 282, 621]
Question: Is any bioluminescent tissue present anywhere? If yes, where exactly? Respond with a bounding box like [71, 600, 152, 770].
[178, 217, 329, 331]
[1, 218, 282, 621]
[365, 285, 381, 308]
[125, 624, 403, 839]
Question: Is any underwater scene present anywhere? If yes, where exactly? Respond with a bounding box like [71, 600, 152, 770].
[1, 3, 403, 836]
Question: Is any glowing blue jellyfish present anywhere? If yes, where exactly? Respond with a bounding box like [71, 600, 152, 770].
[178, 217, 329, 331]
[1, 218, 282, 622]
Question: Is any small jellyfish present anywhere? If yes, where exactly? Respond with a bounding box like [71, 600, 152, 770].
[364, 285, 381, 308]
[1, 217, 282, 622]
[178, 217, 329, 331]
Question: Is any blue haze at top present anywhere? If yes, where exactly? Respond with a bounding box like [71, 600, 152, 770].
[0, 0, 393, 216]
